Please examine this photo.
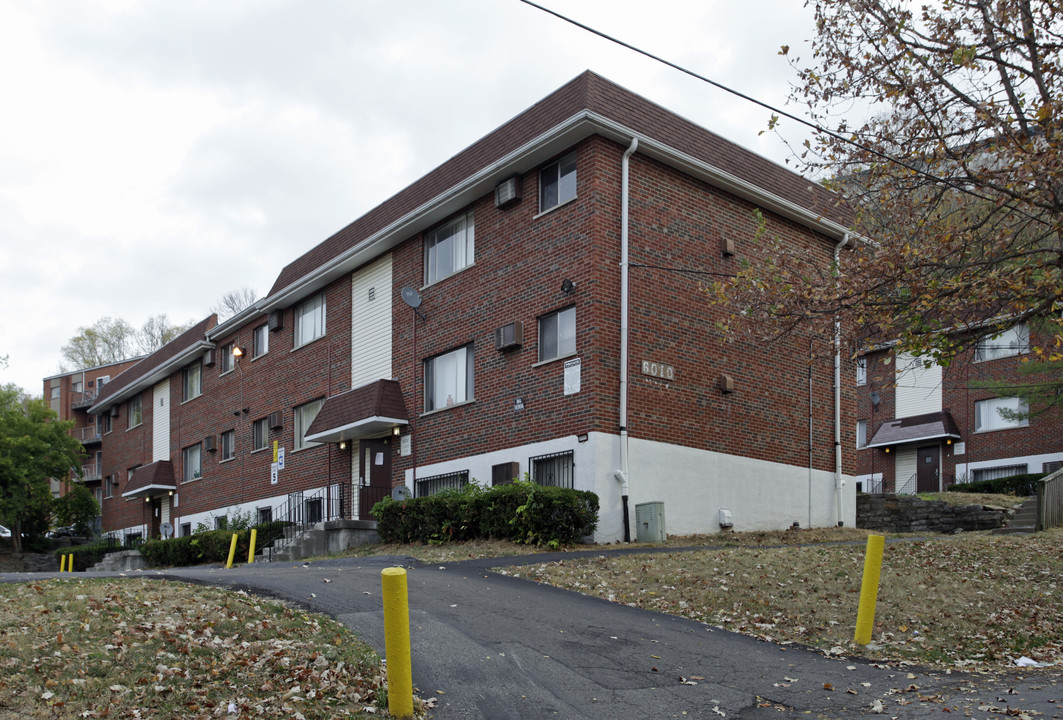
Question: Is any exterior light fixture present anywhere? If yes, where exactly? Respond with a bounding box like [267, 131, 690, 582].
[884, 447, 891, 454]
[339, 441, 347, 450]
[392, 427, 401, 436]
[561, 278, 576, 294]
[232, 346, 244, 357]
[946, 438, 953, 445]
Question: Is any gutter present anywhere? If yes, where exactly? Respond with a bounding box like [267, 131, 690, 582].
[833, 234, 851, 525]
[616, 137, 638, 543]
[87, 340, 215, 414]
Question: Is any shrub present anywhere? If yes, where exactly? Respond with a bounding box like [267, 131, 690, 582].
[952, 472, 1046, 497]
[139, 521, 291, 568]
[373, 480, 598, 547]
[54, 540, 114, 572]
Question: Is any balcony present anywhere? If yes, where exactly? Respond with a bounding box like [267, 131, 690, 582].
[81, 464, 102, 482]
[72, 426, 103, 445]
[70, 391, 97, 410]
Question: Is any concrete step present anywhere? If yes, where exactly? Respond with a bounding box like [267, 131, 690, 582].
[992, 496, 1038, 535]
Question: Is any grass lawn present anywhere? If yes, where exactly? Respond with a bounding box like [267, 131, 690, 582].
[0, 578, 423, 719]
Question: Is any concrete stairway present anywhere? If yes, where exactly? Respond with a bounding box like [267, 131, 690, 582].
[992, 496, 1038, 535]
[259, 519, 379, 562]
[87, 549, 147, 572]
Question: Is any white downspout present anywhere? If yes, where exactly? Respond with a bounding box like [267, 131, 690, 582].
[617, 137, 638, 542]
[833, 233, 850, 526]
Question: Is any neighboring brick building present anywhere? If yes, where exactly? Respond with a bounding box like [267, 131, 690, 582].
[87, 72, 857, 543]
[854, 322, 1063, 494]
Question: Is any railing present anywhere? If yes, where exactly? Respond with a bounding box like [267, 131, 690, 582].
[70, 391, 97, 409]
[72, 426, 102, 444]
[81, 464, 102, 482]
[896, 473, 918, 495]
[856, 476, 884, 494]
[1037, 468, 1063, 531]
[416, 471, 469, 498]
[260, 483, 353, 561]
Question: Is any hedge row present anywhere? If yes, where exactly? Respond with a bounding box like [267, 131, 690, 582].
[952, 472, 1047, 497]
[139, 521, 290, 568]
[372, 481, 599, 547]
[53, 541, 114, 572]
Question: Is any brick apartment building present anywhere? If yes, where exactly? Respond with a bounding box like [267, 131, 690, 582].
[854, 322, 1063, 494]
[86, 72, 858, 543]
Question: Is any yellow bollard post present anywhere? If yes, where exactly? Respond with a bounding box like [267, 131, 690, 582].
[854, 534, 885, 645]
[226, 532, 239, 569]
[381, 567, 414, 718]
[59, 555, 66, 573]
[247, 528, 257, 565]
[68, 554, 74, 573]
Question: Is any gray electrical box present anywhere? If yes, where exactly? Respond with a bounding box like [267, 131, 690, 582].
[635, 502, 666, 543]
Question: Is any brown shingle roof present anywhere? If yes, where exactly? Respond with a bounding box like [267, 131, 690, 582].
[867, 411, 962, 448]
[269, 71, 851, 296]
[122, 460, 177, 499]
[305, 380, 409, 443]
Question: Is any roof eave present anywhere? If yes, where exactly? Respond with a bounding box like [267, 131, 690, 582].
[88, 340, 215, 414]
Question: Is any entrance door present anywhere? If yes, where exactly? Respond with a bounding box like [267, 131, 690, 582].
[149, 497, 162, 538]
[359, 439, 393, 520]
[916, 446, 940, 493]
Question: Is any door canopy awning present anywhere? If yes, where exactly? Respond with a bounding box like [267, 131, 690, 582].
[866, 411, 962, 449]
[304, 379, 409, 444]
[122, 460, 177, 500]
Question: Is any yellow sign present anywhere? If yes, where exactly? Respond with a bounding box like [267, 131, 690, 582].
[273, 440, 278, 463]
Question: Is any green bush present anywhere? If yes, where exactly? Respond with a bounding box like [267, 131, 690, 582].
[952, 472, 1046, 496]
[373, 480, 598, 547]
[139, 521, 291, 568]
[53, 540, 114, 572]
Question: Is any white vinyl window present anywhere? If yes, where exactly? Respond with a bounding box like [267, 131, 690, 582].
[294, 293, 326, 348]
[539, 306, 576, 362]
[128, 396, 143, 429]
[856, 357, 867, 386]
[974, 323, 1029, 362]
[253, 418, 268, 451]
[183, 362, 202, 401]
[539, 153, 577, 212]
[856, 420, 867, 448]
[182, 444, 202, 482]
[221, 429, 235, 461]
[253, 324, 269, 358]
[425, 212, 475, 285]
[425, 344, 474, 412]
[220, 343, 236, 374]
[294, 399, 324, 450]
[974, 396, 1029, 432]
[50, 386, 61, 399]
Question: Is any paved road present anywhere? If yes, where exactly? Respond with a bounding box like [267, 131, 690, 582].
[65, 553, 1055, 720]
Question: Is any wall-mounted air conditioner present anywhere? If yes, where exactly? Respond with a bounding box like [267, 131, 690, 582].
[494, 175, 522, 209]
[268, 310, 284, 332]
[268, 411, 283, 430]
[202, 349, 214, 366]
[109, 406, 119, 418]
[204, 435, 216, 452]
[491, 461, 520, 486]
[495, 321, 523, 351]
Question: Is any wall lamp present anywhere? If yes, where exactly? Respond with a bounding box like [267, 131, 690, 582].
[561, 278, 576, 294]
[392, 426, 401, 436]
[339, 441, 347, 450]
[232, 346, 244, 358]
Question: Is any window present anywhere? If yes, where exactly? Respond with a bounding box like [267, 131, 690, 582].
[539, 152, 577, 212]
[424, 212, 475, 285]
[856, 420, 867, 448]
[974, 396, 1029, 432]
[104, 475, 114, 499]
[50, 386, 61, 399]
[183, 361, 202, 401]
[416, 470, 469, 498]
[253, 418, 269, 451]
[856, 357, 867, 386]
[128, 396, 143, 428]
[971, 464, 1028, 483]
[180, 523, 192, 538]
[182, 444, 202, 482]
[539, 306, 576, 362]
[295, 293, 326, 347]
[214, 516, 228, 531]
[72, 380, 83, 393]
[127, 465, 140, 483]
[253, 324, 269, 358]
[306, 498, 324, 524]
[974, 323, 1029, 362]
[530, 451, 574, 489]
[103, 413, 113, 434]
[257, 507, 273, 525]
[425, 344, 474, 411]
[220, 343, 236, 374]
[294, 399, 324, 450]
[221, 429, 235, 461]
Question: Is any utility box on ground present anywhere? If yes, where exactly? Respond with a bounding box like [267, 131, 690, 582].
[635, 502, 666, 543]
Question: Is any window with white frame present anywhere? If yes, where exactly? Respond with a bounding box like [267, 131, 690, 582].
[183, 361, 202, 401]
[252, 418, 268, 451]
[127, 465, 140, 483]
[539, 153, 577, 212]
[253, 324, 269, 358]
[50, 386, 61, 399]
[974, 323, 1029, 362]
[128, 396, 143, 428]
[104, 475, 114, 499]
[294, 293, 326, 348]
[294, 399, 324, 450]
[539, 306, 576, 362]
[974, 396, 1029, 432]
[182, 444, 202, 481]
[424, 212, 475, 285]
[220, 343, 236, 374]
[221, 429, 235, 461]
[424, 344, 474, 411]
[856, 357, 867, 386]
[856, 420, 867, 448]
[103, 413, 112, 434]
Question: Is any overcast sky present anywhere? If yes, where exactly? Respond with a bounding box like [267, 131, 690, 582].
[0, 0, 820, 394]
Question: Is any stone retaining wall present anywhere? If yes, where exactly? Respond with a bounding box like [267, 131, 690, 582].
[857, 494, 1013, 533]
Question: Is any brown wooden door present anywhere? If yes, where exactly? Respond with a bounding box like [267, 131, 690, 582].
[917, 446, 940, 493]
[359, 439, 393, 520]
[149, 497, 162, 538]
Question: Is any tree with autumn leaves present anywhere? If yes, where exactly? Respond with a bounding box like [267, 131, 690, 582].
[716, 0, 1062, 395]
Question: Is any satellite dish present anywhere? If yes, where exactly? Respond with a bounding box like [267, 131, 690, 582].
[391, 485, 412, 501]
[160, 522, 173, 539]
[400, 287, 422, 309]
[869, 391, 881, 408]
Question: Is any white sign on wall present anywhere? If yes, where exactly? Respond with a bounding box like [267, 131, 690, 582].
[270, 462, 279, 485]
[278, 447, 286, 470]
[564, 358, 581, 396]
[400, 434, 411, 457]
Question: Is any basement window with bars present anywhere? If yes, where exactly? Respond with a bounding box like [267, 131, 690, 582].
[529, 450, 574, 489]
[970, 464, 1028, 483]
[416, 470, 469, 498]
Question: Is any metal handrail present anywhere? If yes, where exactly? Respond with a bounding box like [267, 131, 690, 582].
[262, 484, 353, 559]
[80, 464, 102, 482]
[72, 426, 102, 443]
[896, 473, 918, 495]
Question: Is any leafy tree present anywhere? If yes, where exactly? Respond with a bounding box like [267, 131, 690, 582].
[53, 483, 101, 538]
[211, 286, 259, 321]
[975, 356, 1063, 421]
[61, 315, 190, 369]
[716, 0, 1063, 365]
[0, 385, 84, 552]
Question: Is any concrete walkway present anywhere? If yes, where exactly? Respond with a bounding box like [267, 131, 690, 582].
[3, 550, 1059, 718]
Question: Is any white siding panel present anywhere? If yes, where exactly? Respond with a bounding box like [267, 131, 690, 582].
[351, 254, 393, 388]
[895, 447, 918, 494]
[894, 352, 942, 418]
[152, 380, 170, 463]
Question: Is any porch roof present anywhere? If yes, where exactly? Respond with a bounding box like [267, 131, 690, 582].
[304, 379, 409, 444]
[122, 460, 177, 500]
[866, 411, 962, 449]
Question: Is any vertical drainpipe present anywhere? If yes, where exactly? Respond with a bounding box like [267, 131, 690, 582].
[617, 137, 638, 543]
[834, 233, 851, 526]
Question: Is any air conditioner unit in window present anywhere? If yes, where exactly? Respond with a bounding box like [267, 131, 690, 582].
[268, 310, 284, 332]
[268, 411, 283, 430]
[204, 435, 216, 452]
[109, 406, 119, 418]
[202, 349, 214, 366]
[495, 321, 523, 351]
[494, 175, 522, 209]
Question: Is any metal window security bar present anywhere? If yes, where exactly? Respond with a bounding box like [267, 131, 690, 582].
[530, 450, 574, 489]
[971, 464, 1028, 484]
[416, 470, 469, 498]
